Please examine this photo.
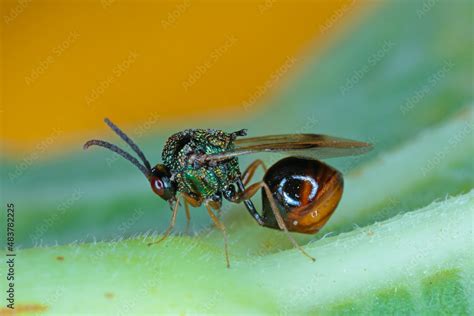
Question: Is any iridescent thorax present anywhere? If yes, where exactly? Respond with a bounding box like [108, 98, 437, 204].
[161, 129, 241, 199]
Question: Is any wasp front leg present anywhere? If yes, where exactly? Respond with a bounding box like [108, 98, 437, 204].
[148, 193, 202, 245]
[148, 194, 182, 246]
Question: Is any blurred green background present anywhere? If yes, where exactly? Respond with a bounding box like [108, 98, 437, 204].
[0, 0, 473, 314]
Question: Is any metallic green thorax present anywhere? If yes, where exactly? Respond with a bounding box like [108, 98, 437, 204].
[162, 129, 241, 199]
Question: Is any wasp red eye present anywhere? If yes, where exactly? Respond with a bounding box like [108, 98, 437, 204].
[148, 164, 175, 201]
[152, 178, 164, 196]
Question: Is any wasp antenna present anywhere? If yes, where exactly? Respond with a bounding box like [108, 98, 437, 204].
[84, 139, 151, 178]
[103, 118, 152, 171]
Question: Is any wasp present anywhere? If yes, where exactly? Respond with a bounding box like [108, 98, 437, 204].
[84, 118, 372, 267]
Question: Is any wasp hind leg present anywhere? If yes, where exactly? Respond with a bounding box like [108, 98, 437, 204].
[234, 181, 315, 262]
[242, 159, 267, 186]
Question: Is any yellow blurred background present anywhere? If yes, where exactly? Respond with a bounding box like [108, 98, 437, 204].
[1, 0, 367, 153]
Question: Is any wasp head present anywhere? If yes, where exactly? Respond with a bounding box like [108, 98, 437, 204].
[84, 118, 176, 202]
[149, 164, 175, 201]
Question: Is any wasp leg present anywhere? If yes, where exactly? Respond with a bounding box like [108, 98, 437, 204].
[235, 181, 315, 262]
[226, 179, 265, 225]
[242, 159, 267, 186]
[182, 193, 203, 235]
[148, 194, 181, 246]
[184, 199, 191, 234]
[208, 194, 223, 221]
[206, 202, 230, 268]
[182, 192, 203, 207]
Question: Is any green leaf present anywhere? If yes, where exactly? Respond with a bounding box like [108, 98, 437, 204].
[3, 190, 473, 314]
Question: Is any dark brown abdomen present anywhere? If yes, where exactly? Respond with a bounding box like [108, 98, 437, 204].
[262, 157, 343, 234]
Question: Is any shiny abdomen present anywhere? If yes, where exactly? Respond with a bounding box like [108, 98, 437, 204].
[262, 157, 343, 234]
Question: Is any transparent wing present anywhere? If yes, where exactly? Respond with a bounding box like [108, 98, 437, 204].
[202, 134, 373, 162]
